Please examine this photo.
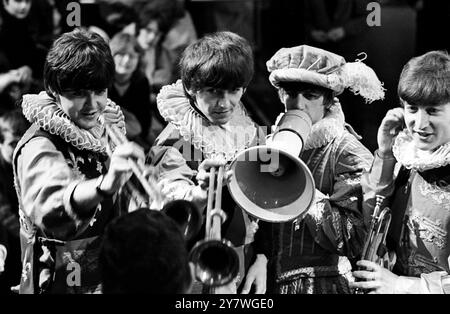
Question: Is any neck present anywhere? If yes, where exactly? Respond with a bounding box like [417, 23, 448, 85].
[115, 73, 132, 85]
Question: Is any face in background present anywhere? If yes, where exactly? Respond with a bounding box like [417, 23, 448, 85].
[188, 87, 245, 125]
[137, 20, 160, 50]
[0, 130, 20, 164]
[114, 46, 139, 77]
[3, 0, 32, 19]
[404, 101, 450, 152]
[55, 89, 108, 130]
[281, 89, 327, 125]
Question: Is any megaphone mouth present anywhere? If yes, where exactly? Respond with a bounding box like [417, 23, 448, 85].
[227, 145, 315, 222]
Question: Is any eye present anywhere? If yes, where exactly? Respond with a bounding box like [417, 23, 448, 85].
[204, 88, 220, 95]
[65, 90, 86, 98]
[302, 92, 321, 100]
[426, 107, 439, 115]
[94, 89, 107, 95]
[405, 105, 417, 113]
[231, 88, 242, 94]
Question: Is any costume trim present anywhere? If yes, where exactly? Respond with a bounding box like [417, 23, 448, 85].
[393, 130, 450, 171]
[21, 92, 126, 154]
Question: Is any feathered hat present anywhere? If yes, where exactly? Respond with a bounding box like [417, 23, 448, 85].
[266, 45, 385, 103]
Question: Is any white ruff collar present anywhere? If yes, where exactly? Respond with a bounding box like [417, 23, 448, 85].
[21, 91, 126, 154]
[156, 80, 258, 160]
[393, 130, 450, 171]
[303, 102, 346, 150]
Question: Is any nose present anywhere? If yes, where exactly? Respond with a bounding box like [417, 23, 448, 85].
[415, 109, 430, 130]
[86, 91, 106, 111]
[19, 1, 29, 9]
[294, 94, 309, 110]
[122, 54, 130, 64]
[217, 91, 234, 108]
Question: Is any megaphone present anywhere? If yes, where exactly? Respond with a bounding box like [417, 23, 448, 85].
[227, 109, 316, 222]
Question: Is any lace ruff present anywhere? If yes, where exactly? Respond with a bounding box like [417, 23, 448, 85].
[21, 92, 126, 154]
[303, 103, 346, 150]
[393, 130, 450, 171]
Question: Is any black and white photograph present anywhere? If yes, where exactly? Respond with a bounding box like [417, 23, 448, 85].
[0, 0, 449, 307]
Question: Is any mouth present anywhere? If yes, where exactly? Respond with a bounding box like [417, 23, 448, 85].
[413, 130, 433, 140]
[82, 111, 99, 119]
[213, 109, 231, 116]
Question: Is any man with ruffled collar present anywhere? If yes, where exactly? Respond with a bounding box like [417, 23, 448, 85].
[352, 51, 450, 294]
[148, 31, 266, 294]
[13, 29, 146, 293]
[250, 45, 384, 294]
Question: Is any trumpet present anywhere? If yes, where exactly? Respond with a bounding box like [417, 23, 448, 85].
[355, 195, 395, 294]
[361, 195, 393, 268]
[104, 123, 163, 210]
[189, 166, 240, 290]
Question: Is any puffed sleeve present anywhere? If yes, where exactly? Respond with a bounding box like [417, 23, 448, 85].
[16, 137, 95, 240]
[303, 133, 374, 258]
[150, 143, 207, 211]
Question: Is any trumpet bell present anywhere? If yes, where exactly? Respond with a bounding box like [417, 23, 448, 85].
[228, 145, 315, 222]
[189, 239, 240, 287]
[162, 200, 202, 243]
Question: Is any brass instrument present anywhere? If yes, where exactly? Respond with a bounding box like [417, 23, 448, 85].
[104, 123, 163, 210]
[162, 199, 202, 244]
[355, 195, 395, 294]
[361, 195, 394, 269]
[104, 122, 203, 243]
[189, 166, 240, 288]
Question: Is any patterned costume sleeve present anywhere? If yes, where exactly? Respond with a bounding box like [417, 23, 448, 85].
[16, 137, 93, 240]
[149, 143, 207, 211]
[303, 133, 374, 258]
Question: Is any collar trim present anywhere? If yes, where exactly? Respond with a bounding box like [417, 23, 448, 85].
[21, 92, 126, 154]
[393, 130, 450, 171]
[303, 103, 346, 150]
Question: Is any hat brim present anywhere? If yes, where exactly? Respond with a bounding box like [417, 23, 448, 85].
[269, 68, 343, 94]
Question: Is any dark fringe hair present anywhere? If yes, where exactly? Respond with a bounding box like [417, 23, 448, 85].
[180, 31, 254, 92]
[398, 50, 450, 107]
[44, 28, 115, 96]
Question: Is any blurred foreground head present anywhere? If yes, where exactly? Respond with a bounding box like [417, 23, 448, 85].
[100, 208, 192, 294]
